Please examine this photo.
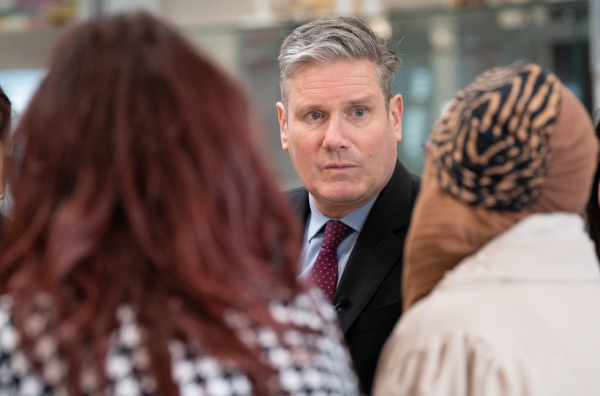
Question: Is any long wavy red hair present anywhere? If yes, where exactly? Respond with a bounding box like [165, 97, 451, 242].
[0, 12, 302, 395]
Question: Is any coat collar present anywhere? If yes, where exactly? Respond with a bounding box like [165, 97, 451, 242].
[439, 213, 600, 290]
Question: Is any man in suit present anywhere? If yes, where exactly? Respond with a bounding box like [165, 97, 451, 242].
[276, 15, 420, 394]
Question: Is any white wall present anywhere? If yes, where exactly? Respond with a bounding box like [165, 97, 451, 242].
[162, 0, 254, 25]
[0, 27, 67, 69]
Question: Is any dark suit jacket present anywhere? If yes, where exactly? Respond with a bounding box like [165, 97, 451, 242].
[288, 160, 420, 394]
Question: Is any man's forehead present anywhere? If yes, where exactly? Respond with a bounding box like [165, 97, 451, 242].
[288, 59, 373, 83]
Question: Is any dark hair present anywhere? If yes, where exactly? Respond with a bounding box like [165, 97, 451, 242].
[587, 118, 600, 260]
[0, 12, 302, 394]
[0, 86, 10, 141]
[0, 86, 11, 214]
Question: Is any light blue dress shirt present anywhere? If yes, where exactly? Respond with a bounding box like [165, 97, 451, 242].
[299, 194, 379, 285]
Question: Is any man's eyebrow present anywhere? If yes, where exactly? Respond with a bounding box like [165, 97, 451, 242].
[300, 96, 377, 110]
[345, 96, 377, 107]
[292, 95, 379, 116]
[293, 103, 318, 116]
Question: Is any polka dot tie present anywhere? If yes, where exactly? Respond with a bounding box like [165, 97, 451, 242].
[308, 220, 353, 302]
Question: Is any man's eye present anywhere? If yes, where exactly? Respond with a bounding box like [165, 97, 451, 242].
[309, 112, 322, 120]
[353, 108, 366, 117]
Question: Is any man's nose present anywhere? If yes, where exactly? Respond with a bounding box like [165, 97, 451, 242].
[322, 114, 349, 151]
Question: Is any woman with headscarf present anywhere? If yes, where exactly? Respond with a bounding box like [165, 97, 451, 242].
[373, 62, 600, 395]
[0, 13, 359, 395]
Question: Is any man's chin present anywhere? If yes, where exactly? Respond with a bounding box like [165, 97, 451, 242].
[311, 185, 371, 213]
[318, 182, 364, 199]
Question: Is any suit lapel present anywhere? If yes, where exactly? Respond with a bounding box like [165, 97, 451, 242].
[334, 161, 416, 333]
[287, 187, 310, 224]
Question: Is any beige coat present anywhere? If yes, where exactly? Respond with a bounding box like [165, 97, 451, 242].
[373, 213, 600, 396]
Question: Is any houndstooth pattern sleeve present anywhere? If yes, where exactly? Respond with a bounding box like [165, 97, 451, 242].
[0, 290, 360, 395]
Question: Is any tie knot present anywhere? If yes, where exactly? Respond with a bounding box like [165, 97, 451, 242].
[321, 220, 352, 250]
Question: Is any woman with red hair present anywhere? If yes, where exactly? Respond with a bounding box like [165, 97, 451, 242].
[0, 12, 358, 395]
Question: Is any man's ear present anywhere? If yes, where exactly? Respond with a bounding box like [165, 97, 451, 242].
[276, 102, 289, 151]
[389, 94, 403, 142]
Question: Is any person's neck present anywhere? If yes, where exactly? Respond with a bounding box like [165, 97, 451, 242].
[313, 199, 372, 219]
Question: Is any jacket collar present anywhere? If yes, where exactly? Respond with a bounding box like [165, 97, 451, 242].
[439, 213, 600, 289]
[334, 160, 418, 332]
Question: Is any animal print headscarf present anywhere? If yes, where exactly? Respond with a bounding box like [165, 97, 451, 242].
[402, 62, 598, 310]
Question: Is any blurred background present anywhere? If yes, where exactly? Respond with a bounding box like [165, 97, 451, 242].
[0, 0, 598, 187]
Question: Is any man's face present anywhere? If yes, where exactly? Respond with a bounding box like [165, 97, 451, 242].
[277, 60, 403, 218]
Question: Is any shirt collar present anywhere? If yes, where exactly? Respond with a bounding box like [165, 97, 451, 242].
[306, 194, 379, 242]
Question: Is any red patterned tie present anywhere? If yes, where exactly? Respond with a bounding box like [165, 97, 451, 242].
[308, 220, 353, 301]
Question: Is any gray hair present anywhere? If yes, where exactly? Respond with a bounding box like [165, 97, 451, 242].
[278, 15, 401, 108]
